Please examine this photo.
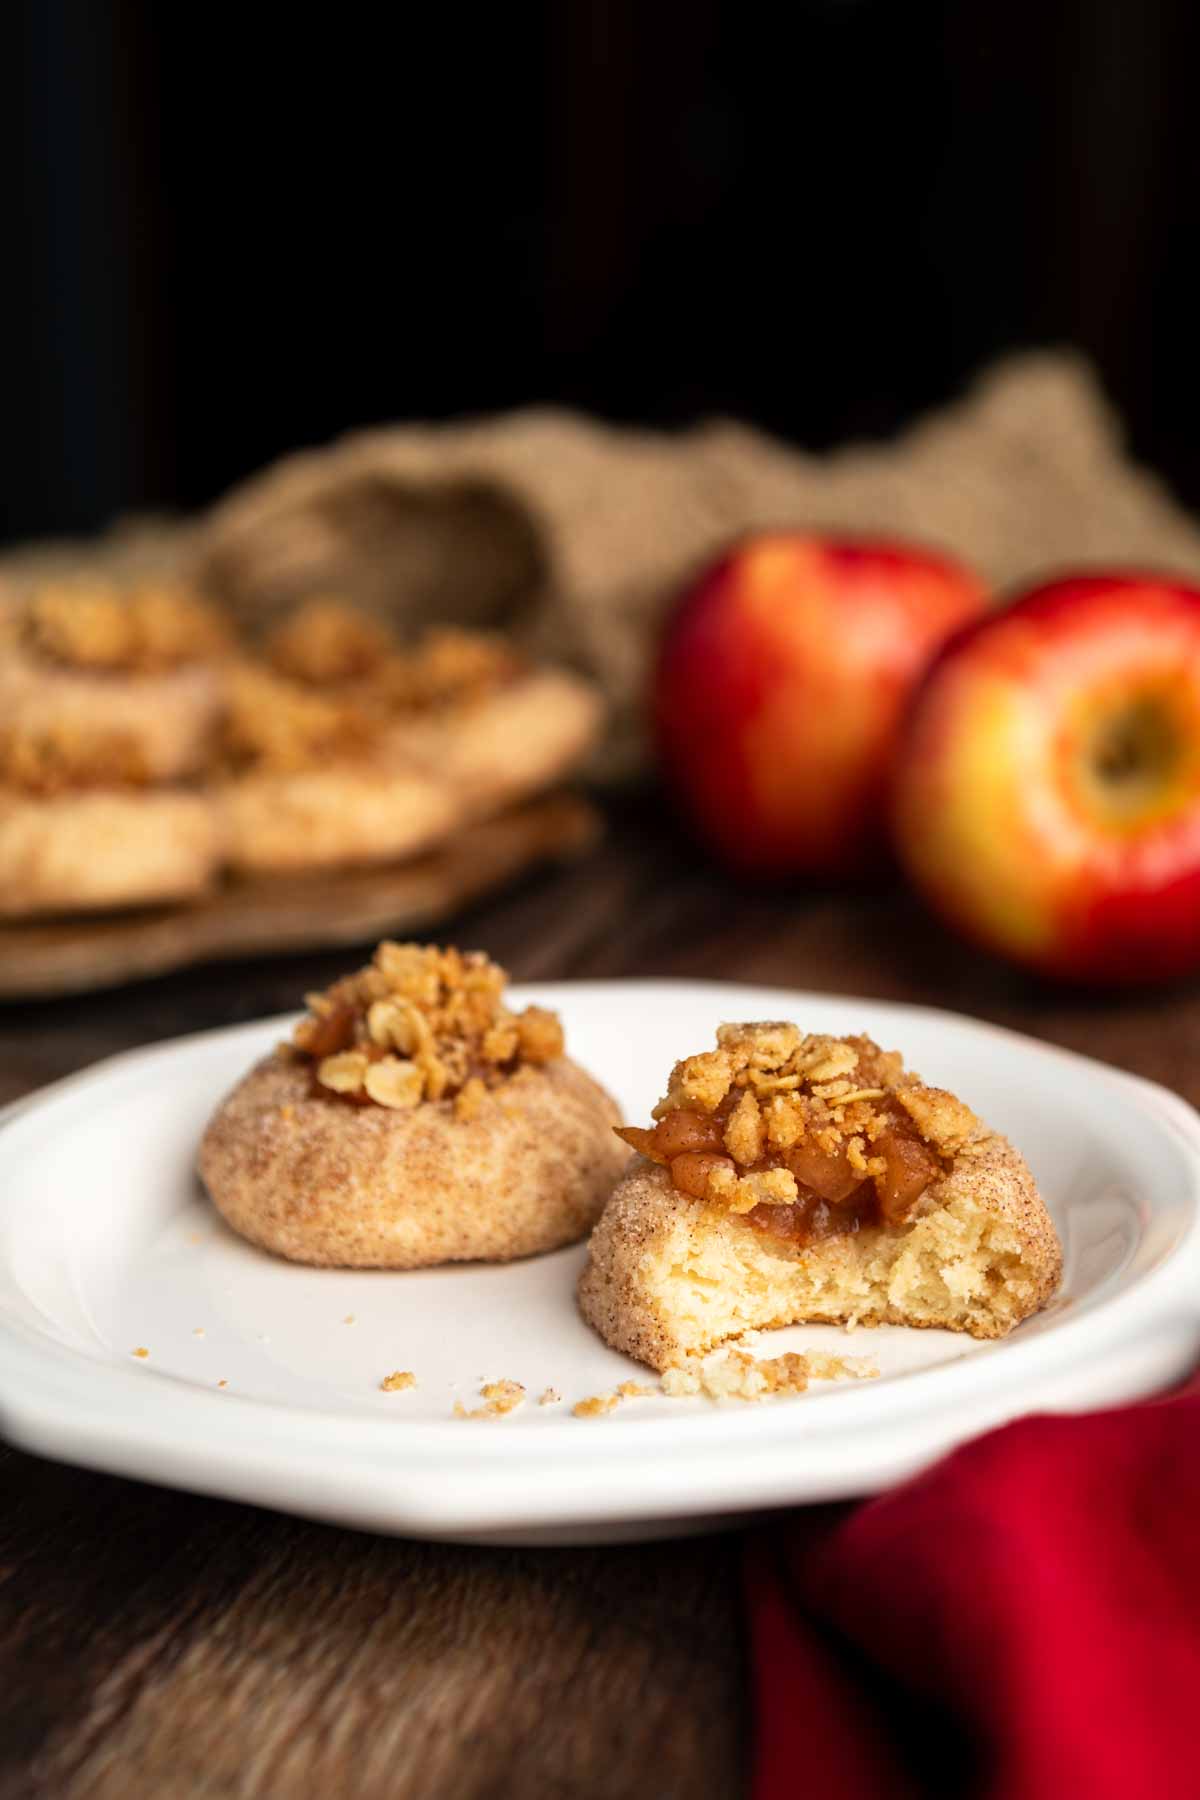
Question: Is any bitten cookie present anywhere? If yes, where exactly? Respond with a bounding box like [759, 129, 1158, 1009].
[578, 1021, 1061, 1370]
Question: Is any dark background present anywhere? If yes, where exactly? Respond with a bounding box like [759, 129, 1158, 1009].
[2, 0, 1197, 547]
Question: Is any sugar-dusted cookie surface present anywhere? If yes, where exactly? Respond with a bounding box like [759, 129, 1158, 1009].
[578, 1021, 1061, 1369]
[0, 789, 221, 917]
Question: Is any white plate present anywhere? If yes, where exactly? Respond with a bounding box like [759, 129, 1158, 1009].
[2, 981, 1199, 1545]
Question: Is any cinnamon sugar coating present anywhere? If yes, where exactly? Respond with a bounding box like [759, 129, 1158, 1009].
[199, 1048, 627, 1269]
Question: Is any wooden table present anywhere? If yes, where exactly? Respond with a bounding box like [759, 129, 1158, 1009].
[2, 794, 1197, 1799]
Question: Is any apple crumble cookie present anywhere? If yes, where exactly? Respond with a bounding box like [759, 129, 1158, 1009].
[263, 599, 604, 816]
[198, 941, 629, 1268]
[0, 579, 231, 785]
[578, 1022, 1061, 1369]
[213, 661, 461, 876]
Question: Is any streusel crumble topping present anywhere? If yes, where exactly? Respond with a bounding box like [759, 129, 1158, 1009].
[266, 599, 394, 686]
[373, 627, 524, 714]
[219, 665, 379, 774]
[22, 580, 230, 672]
[264, 600, 523, 714]
[617, 1022, 982, 1247]
[289, 941, 564, 1113]
[0, 722, 150, 795]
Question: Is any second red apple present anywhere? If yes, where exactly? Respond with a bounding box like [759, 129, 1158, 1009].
[654, 532, 986, 876]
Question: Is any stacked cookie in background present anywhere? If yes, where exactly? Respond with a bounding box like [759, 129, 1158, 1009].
[0, 583, 602, 919]
[0, 581, 230, 916]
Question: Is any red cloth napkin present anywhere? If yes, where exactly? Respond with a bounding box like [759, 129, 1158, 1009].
[747, 1373, 1200, 1800]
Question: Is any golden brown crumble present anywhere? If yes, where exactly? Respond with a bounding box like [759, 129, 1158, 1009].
[0, 722, 152, 795]
[217, 1379, 229, 1389]
[290, 941, 565, 1111]
[379, 1370, 417, 1392]
[265, 599, 394, 685]
[573, 1392, 620, 1418]
[264, 601, 523, 716]
[131, 1346, 150, 1359]
[371, 628, 524, 715]
[617, 1023, 984, 1245]
[23, 580, 231, 672]
[219, 664, 378, 774]
[661, 1347, 878, 1403]
[615, 1381, 654, 1398]
[454, 1378, 526, 1419]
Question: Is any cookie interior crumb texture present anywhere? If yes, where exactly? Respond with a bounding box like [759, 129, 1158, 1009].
[579, 1021, 1061, 1370]
[197, 941, 629, 1269]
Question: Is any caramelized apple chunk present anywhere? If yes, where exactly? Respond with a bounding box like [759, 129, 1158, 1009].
[873, 1118, 941, 1223]
[616, 1022, 976, 1249]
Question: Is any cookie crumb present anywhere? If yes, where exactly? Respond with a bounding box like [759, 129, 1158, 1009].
[661, 1346, 878, 1403]
[192, 1328, 205, 1338]
[453, 1378, 525, 1419]
[217, 1378, 228, 1389]
[804, 1351, 879, 1381]
[480, 1379, 524, 1413]
[380, 1370, 416, 1393]
[616, 1380, 654, 1398]
[131, 1346, 149, 1359]
[343, 1314, 356, 1325]
[573, 1392, 619, 1418]
[538, 1387, 561, 1406]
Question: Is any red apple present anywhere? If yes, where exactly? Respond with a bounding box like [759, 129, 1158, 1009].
[653, 532, 987, 875]
[891, 572, 1200, 984]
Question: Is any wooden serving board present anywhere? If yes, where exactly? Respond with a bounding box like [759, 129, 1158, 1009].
[0, 792, 600, 999]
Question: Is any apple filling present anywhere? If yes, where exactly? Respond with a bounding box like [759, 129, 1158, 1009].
[615, 1023, 971, 1251]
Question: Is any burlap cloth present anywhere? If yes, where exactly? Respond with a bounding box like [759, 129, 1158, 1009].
[6, 351, 1200, 777]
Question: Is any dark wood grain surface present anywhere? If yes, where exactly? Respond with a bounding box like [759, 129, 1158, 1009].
[3, 792, 1198, 1799]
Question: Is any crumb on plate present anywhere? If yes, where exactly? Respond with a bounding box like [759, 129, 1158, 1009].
[661, 1346, 878, 1402]
[573, 1392, 620, 1418]
[453, 1378, 525, 1419]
